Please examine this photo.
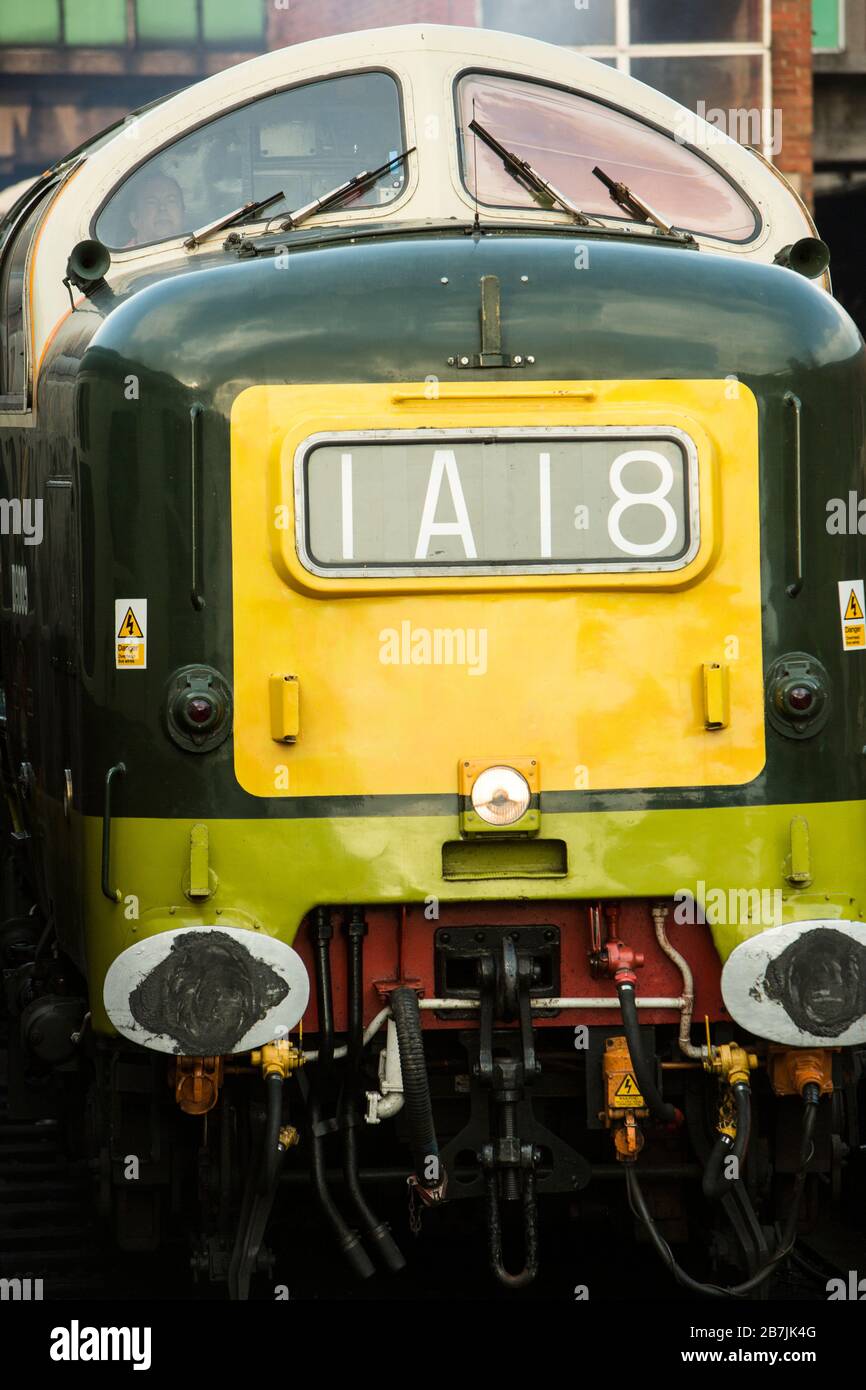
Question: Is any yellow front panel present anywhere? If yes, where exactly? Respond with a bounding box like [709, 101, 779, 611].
[230, 380, 763, 798]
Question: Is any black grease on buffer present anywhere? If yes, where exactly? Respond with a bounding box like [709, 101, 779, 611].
[129, 930, 288, 1054]
[764, 927, 866, 1037]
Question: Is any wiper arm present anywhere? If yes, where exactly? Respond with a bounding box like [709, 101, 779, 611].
[279, 147, 415, 231]
[184, 190, 286, 250]
[468, 119, 594, 226]
[592, 165, 684, 238]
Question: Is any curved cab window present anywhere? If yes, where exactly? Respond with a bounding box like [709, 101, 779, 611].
[457, 73, 757, 242]
[0, 185, 57, 405]
[96, 71, 405, 250]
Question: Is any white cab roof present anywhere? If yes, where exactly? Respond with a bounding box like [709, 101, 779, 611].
[31, 24, 816, 374]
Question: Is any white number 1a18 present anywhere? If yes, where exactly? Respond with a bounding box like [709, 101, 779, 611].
[606, 449, 678, 557]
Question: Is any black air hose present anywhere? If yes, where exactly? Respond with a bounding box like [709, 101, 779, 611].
[628, 1082, 821, 1298]
[261, 1072, 284, 1193]
[309, 909, 374, 1280]
[312, 908, 335, 1074]
[309, 1087, 374, 1280]
[616, 980, 679, 1124]
[342, 912, 405, 1272]
[390, 986, 442, 1190]
[702, 1081, 752, 1200]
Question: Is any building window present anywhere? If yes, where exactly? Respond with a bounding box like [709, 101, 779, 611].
[812, 0, 844, 52]
[0, 0, 265, 46]
[136, 0, 199, 43]
[136, 0, 265, 46]
[66, 0, 127, 45]
[482, 0, 615, 45]
[628, 0, 764, 44]
[0, 0, 60, 44]
[481, 0, 775, 159]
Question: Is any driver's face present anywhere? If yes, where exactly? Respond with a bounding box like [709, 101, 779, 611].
[128, 175, 185, 243]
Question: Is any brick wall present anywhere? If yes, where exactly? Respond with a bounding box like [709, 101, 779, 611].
[772, 0, 815, 206]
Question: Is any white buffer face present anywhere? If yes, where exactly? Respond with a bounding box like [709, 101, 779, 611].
[721, 918, 866, 1047]
[103, 926, 310, 1055]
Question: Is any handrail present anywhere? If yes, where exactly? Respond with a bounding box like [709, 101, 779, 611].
[784, 391, 803, 598]
[390, 387, 596, 403]
[190, 402, 205, 611]
[101, 762, 126, 903]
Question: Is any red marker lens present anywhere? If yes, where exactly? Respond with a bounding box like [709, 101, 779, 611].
[185, 696, 214, 725]
[787, 686, 814, 712]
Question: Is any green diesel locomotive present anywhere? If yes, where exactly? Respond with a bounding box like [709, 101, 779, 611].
[1, 25, 864, 1298]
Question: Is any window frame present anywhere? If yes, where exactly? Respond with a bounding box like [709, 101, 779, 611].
[0, 177, 60, 413]
[452, 67, 762, 246]
[480, 0, 775, 161]
[90, 66, 411, 253]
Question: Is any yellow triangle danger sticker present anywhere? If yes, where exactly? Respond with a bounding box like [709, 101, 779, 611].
[117, 606, 144, 639]
[845, 589, 865, 621]
[615, 1074, 642, 1099]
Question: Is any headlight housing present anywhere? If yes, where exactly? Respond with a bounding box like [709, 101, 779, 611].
[470, 766, 531, 826]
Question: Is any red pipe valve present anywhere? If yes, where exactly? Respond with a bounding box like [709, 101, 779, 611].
[596, 939, 645, 986]
[588, 905, 645, 984]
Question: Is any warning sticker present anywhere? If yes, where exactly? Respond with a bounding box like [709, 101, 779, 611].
[115, 600, 147, 669]
[838, 581, 866, 652]
[612, 1073, 645, 1109]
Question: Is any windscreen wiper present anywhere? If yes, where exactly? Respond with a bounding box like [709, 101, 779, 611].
[279, 147, 415, 231]
[592, 165, 691, 240]
[184, 190, 286, 249]
[468, 119, 595, 226]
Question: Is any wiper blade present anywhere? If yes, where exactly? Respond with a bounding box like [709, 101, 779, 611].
[468, 119, 595, 226]
[592, 165, 688, 239]
[280, 147, 415, 231]
[184, 190, 286, 250]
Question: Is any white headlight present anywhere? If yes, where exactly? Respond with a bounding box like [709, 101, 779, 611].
[470, 766, 531, 826]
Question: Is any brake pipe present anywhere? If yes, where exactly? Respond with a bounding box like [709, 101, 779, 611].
[616, 980, 680, 1123]
[651, 903, 703, 1060]
[627, 1083, 821, 1298]
[702, 1081, 753, 1200]
[301, 996, 686, 1060]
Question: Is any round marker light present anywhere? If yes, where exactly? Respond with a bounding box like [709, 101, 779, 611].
[164, 665, 233, 754]
[765, 654, 831, 739]
[184, 695, 216, 727]
[775, 676, 822, 720]
[786, 685, 814, 713]
[471, 766, 531, 826]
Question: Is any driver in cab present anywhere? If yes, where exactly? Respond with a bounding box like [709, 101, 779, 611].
[124, 173, 186, 246]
